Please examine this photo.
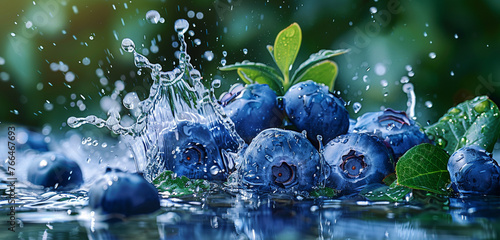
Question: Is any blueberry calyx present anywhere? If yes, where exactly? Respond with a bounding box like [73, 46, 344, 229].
[339, 150, 367, 178]
[377, 109, 411, 129]
[272, 161, 297, 188]
[182, 142, 206, 163]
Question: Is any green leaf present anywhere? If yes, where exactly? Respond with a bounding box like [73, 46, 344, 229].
[152, 171, 210, 197]
[292, 60, 338, 91]
[266, 45, 274, 60]
[237, 68, 284, 95]
[310, 187, 338, 198]
[424, 96, 500, 154]
[360, 184, 412, 202]
[273, 23, 302, 87]
[291, 49, 349, 83]
[396, 143, 451, 195]
[220, 61, 283, 79]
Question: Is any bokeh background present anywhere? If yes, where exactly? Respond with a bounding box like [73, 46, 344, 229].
[1, 0, 500, 133]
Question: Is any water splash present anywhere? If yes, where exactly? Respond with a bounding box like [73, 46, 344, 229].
[402, 83, 416, 119]
[68, 19, 245, 181]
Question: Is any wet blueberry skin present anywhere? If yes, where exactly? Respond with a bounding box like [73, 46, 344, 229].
[448, 146, 500, 195]
[322, 133, 395, 194]
[88, 168, 160, 217]
[240, 128, 322, 192]
[352, 109, 430, 159]
[220, 83, 283, 143]
[27, 152, 83, 190]
[160, 121, 228, 180]
[284, 80, 349, 146]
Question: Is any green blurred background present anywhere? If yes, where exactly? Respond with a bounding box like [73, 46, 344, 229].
[1, 0, 500, 133]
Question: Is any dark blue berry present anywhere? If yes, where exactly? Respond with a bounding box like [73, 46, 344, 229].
[284, 80, 349, 145]
[220, 83, 283, 143]
[240, 128, 321, 192]
[159, 121, 228, 180]
[448, 146, 500, 195]
[322, 133, 395, 193]
[27, 152, 83, 190]
[352, 108, 430, 158]
[88, 168, 160, 217]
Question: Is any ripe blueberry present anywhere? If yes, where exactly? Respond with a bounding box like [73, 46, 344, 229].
[88, 168, 160, 217]
[240, 128, 321, 192]
[352, 108, 430, 158]
[322, 133, 395, 193]
[27, 152, 83, 190]
[284, 80, 349, 146]
[220, 83, 283, 143]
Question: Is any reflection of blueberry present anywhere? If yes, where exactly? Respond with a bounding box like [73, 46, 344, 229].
[322, 133, 395, 193]
[27, 152, 83, 190]
[240, 128, 321, 192]
[284, 80, 349, 145]
[88, 168, 160, 217]
[353, 109, 430, 158]
[160, 121, 227, 180]
[448, 146, 500, 195]
[220, 83, 283, 143]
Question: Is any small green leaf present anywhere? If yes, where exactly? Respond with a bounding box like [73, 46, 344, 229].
[220, 61, 283, 79]
[152, 171, 210, 197]
[273, 23, 302, 87]
[396, 143, 450, 195]
[237, 68, 283, 95]
[424, 96, 500, 154]
[360, 184, 412, 202]
[292, 60, 338, 91]
[291, 49, 349, 83]
[310, 187, 338, 198]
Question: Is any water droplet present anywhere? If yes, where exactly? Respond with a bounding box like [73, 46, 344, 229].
[210, 165, 220, 175]
[450, 71, 455, 76]
[123, 92, 140, 109]
[222, 51, 228, 57]
[436, 138, 448, 148]
[146, 10, 161, 24]
[121, 38, 135, 52]
[429, 52, 436, 59]
[174, 19, 189, 34]
[212, 79, 221, 89]
[400, 76, 409, 84]
[82, 57, 91, 66]
[243, 48, 248, 55]
[380, 79, 388, 87]
[194, 38, 201, 45]
[39, 160, 48, 168]
[454, 34, 458, 39]
[425, 101, 433, 108]
[221, 58, 226, 66]
[374, 63, 386, 76]
[369, 7, 377, 14]
[204, 51, 214, 61]
[353, 102, 362, 113]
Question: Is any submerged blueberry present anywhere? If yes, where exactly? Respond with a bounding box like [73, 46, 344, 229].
[220, 83, 283, 143]
[448, 146, 500, 195]
[284, 80, 349, 146]
[240, 128, 321, 192]
[352, 108, 430, 158]
[27, 152, 83, 190]
[322, 133, 395, 193]
[159, 121, 228, 180]
[88, 168, 160, 217]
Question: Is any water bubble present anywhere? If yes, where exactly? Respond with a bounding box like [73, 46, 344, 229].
[174, 19, 189, 34]
[123, 92, 140, 109]
[429, 52, 436, 59]
[204, 51, 214, 61]
[405, 65, 412, 72]
[212, 79, 221, 89]
[400, 76, 409, 84]
[353, 102, 362, 113]
[82, 57, 91, 65]
[196, 12, 204, 19]
[146, 10, 161, 24]
[187, 10, 195, 18]
[65, 72, 75, 82]
[374, 63, 386, 76]
[425, 101, 433, 108]
[121, 38, 135, 52]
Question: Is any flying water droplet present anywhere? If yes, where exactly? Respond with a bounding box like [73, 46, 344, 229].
[121, 38, 135, 52]
[353, 102, 362, 113]
[146, 10, 162, 24]
[425, 101, 433, 108]
[402, 83, 416, 118]
[212, 79, 221, 89]
[174, 19, 189, 34]
[204, 51, 214, 61]
[429, 52, 437, 59]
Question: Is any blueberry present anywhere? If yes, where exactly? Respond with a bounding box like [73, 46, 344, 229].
[240, 128, 321, 192]
[219, 83, 283, 143]
[352, 108, 430, 158]
[322, 133, 395, 193]
[88, 168, 160, 217]
[159, 121, 228, 180]
[284, 80, 349, 145]
[27, 152, 83, 190]
[448, 146, 500, 195]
